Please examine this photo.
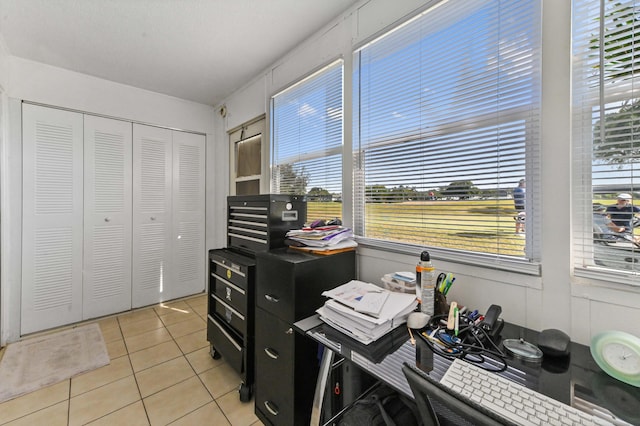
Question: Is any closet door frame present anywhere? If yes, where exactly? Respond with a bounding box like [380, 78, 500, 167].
[18, 103, 206, 335]
[172, 131, 206, 300]
[21, 104, 84, 334]
[83, 115, 133, 318]
[132, 124, 173, 308]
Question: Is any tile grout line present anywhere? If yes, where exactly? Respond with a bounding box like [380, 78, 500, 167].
[0, 295, 228, 426]
[164, 298, 235, 426]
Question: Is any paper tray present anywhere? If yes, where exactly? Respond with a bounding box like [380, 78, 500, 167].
[321, 322, 410, 364]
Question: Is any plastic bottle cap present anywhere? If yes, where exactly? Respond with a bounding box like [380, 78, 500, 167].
[420, 251, 430, 261]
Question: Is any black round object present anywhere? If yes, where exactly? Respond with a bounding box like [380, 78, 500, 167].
[537, 329, 571, 357]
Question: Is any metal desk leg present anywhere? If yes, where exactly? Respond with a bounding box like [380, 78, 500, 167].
[310, 345, 335, 426]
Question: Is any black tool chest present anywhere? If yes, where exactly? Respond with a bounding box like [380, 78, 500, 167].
[207, 248, 256, 401]
[207, 194, 306, 402]
[227, 194, 306, 255]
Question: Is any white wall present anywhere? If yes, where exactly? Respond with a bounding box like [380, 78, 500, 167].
[216, 0, 640, 346]
[0, 35, 8, 345]
[7, 56, 214, 134]
[0, 36, 8, 91]
[0, 53, 216, 344]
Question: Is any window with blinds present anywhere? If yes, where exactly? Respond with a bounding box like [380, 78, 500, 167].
[573, 0, 640, 280]
[353, 0, 541, 267]
[271, 60, 343, 223]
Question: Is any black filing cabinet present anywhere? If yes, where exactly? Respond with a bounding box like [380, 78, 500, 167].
[254, 248, 356, 426]
[207, 248, 256, 401]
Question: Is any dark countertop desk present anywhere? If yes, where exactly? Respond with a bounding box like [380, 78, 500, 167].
[294, 315, 640, 426]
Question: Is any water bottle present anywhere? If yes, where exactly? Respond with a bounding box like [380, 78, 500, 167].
[416, 251, 435, 316]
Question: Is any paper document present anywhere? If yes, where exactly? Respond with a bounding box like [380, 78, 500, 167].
[321, 280, 383, 310]
[317, 280, 418, 344]
[322, 280, 416, 320]
[290, 239, 357, 252]
[286, 226, 353, 247]
[354, 291, 389, 317]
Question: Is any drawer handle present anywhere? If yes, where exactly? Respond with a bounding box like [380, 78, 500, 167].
[264, 401, 279, 416]
[286, 328, 293, 335]
[264, 294, 280, 303]
[264, 347, 279, 359]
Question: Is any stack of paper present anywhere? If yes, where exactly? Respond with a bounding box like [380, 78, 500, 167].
[285, 225, 357, 253]
[317, 280, 418, 344]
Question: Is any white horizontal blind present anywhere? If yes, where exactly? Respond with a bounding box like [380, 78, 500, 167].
[353, 0, 541, 262]
[271, 60, 343, 223]
[573, 0, 640, 280]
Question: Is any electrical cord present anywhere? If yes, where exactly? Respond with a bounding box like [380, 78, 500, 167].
[415, 313, 509, 373]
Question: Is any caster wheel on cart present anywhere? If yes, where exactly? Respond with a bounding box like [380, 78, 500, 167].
[210, 345, 222, 360]
[239, 383, 252, 402]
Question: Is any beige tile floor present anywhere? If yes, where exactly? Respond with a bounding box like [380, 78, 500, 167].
[0, 294, 264, 426]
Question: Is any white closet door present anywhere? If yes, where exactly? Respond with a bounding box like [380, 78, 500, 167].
[84, 116, 132, 318]
[132, 124, 173, 307]
[171, 131, 206, 300]
[22, 104, 84, 334]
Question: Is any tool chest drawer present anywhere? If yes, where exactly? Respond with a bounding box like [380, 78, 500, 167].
[211, 294, 246, 335]
[211, 273, 247, 316]
[207, 314, 245, 374]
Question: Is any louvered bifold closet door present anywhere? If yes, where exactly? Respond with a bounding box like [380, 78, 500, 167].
[84, 116, 132, 318]
[132, 124, 173, 308]
[22, 104, 84, 334]
[171, 131, 205, 300]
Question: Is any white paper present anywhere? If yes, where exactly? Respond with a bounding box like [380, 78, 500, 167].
[317, 279, 418, 344]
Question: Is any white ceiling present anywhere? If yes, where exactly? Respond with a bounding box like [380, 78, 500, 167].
[0, 0, 359, 106]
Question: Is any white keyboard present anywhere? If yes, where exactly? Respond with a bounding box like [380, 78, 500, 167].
[440, 358, 614, 426]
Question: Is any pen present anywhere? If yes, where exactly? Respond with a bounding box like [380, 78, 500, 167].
[443, 276, 456, 295]
[454, 306, 459, 336]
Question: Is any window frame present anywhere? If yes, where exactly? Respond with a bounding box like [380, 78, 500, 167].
[572, 0, 640, 284]
[269, 59, 345, 223]
[351, 0, 542, 275]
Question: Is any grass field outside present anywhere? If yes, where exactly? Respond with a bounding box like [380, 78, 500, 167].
[308, 199, 526, 257]
[307, 197, 640, 260]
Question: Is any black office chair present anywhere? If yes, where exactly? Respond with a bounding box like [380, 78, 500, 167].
[401, 362, 516, 426]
